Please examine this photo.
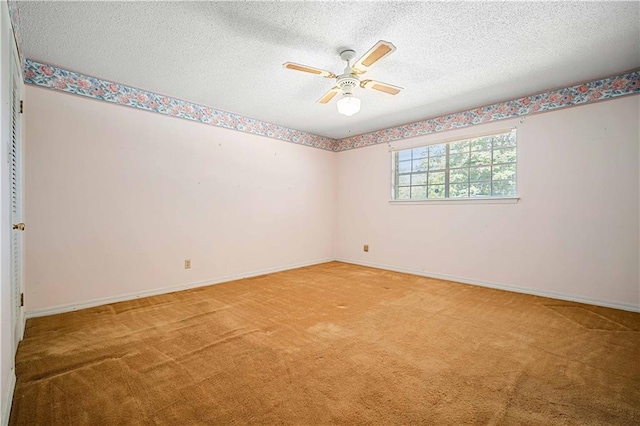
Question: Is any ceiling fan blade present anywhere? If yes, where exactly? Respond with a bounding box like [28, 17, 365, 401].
[283, 62, 336, 78]
[317, 87, 341, 104]
[361, 79, 403, 95]
[353, 40, 396, 72]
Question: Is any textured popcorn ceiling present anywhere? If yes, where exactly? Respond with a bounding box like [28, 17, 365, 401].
[17, 1, 640, 139]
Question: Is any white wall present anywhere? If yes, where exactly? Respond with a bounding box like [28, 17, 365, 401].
[22, 83, 640, 316]
[24, 85, 337, 314]
[337, 95, 640, 310]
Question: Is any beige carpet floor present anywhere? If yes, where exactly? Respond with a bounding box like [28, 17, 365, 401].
[10, 261, 640, 425]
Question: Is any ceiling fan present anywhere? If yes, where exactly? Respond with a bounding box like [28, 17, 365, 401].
[283, 40, 402, 116]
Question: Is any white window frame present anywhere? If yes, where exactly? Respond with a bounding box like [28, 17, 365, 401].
[389, 129, 520, 204]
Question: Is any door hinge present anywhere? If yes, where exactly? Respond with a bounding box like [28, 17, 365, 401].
[19, 100, 23, 114]
[20, 293, 24, 307]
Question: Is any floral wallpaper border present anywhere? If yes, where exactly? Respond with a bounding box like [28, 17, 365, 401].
[24, 59, 337, 151]
[335, 70, 639, 151]
[23, 58, 639, 153]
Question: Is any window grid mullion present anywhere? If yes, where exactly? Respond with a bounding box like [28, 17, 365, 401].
[426, 148, 430, 198]
[410, 150, 414, 199]
[466, 147, 471, 197]
[490, 140, 494, 196]
[409, 150, 413, 199]
[444, 144, 450, 198]
[393, 153, 398, 198]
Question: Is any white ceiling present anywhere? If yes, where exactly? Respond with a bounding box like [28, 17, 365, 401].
[17, 1, 640, 140]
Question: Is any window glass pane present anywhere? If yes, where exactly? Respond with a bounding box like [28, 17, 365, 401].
[450, 183, 469, 198]
[449, 168, 468, 183]
[493, 147, 516, 164]
[412, 147, 427, 159]
[492, 163, 516, 181]
[428, 171, 445, 185]
[411, 186, 427, 199]
[470, 150, 491, 166]
[412, 159, 427, 172]
[428, 185, 445, 198]
[398, 160, 411, 173]
[392, 130, 516, 200]
[469, 182, 491, 197]
[429, 144, 446, 156]
[411, 173, 427, 185]
[397, 186, 410, 199]
[428, 155, 446, 170]
[471, 137, 492, 151]
[493, 132, 516, 148]
[398, 150, 411, 161]
[469, 166, 491, 181]
[449, 153, 469, 168]
[492, 180, 516, 196]
[449, 140, 469, 153]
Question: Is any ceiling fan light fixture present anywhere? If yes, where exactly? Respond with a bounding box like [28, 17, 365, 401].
[337, 94, 361, 116]
[283, 40, 401, 115]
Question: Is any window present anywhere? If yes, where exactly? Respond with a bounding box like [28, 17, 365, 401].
[392, 130, 517, 200]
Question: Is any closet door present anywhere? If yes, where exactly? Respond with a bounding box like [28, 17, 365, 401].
[10, 46, 23, 351]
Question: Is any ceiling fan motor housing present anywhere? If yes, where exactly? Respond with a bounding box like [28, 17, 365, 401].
[337, 74, 359, 95]
[337, 49, 359, 95]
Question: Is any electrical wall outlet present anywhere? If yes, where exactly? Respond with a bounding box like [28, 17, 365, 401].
[184, 259, 191, 269]
[363, 244, 369, 252]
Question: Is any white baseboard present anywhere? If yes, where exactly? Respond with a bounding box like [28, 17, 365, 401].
[25, 256, 640, 318]
[2, 370, 15, 426]
[336, 257, 640, 313]
[25, 257, 334, 319]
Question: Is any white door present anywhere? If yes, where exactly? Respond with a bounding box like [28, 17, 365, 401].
[10, 47, 24, 351]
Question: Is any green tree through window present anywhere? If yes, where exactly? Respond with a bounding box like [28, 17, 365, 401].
[393, 130, 517, 200]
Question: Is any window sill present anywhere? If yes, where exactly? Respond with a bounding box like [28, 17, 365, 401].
[389, 196, 520, 205]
